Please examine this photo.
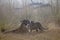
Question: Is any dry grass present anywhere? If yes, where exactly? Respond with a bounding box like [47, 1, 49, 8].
[0, 29, 60, 40]
[0, 22, 60, 40]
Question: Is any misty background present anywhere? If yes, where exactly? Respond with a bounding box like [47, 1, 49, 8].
[0, 0, 60, 31]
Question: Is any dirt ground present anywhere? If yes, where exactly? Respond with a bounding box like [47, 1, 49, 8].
[0, 23, 60, 40]
[0, 28, 60, 40]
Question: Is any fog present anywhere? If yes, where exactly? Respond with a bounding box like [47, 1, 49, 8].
[0, 0, 60, 30]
